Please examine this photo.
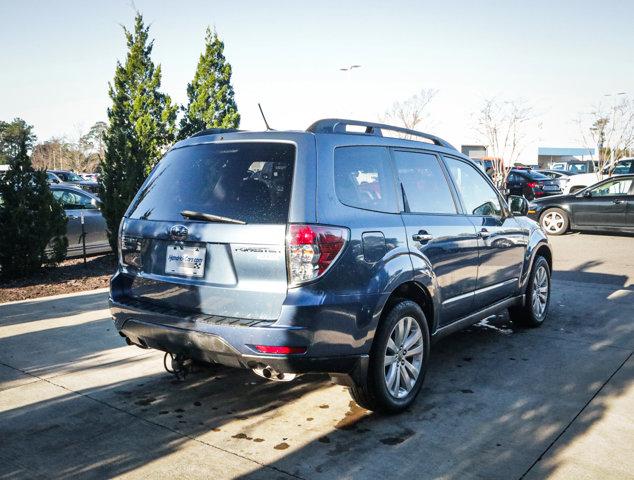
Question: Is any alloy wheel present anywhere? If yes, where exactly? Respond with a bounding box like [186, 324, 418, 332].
[384, 316, 424, 399]
[531, 265, 549, 318]
[541, 211, 565, 234]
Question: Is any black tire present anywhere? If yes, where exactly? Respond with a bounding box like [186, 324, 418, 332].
[349, 300, 430, 413]
[509, 256, 551, 327]
[540, 207, 569, 235]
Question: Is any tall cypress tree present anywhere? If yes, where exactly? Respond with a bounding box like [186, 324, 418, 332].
[178, 27, 240, 139]
[100, 13, 177, 250]
[0, 119, 67, 278]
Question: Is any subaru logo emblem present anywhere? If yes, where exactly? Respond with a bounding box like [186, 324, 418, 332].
[169, 225, 188, 241]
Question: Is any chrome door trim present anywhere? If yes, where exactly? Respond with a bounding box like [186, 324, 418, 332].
[442, 278, 519, 306]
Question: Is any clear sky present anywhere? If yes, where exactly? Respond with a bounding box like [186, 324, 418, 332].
[1, 0, 632, 161]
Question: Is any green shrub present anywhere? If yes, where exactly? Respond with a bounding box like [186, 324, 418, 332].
[0, 119, 67, 279]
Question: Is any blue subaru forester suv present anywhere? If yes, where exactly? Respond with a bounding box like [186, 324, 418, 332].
[110, 119, 552, 412]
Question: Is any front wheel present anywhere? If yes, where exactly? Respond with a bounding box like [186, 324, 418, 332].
[540, 208, 569, 235]
[349, 300, 430, 413]
[509, 256, 551, 327]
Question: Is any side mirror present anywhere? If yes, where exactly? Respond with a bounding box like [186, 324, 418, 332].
[583, 190, 592, 198]
[508, 195, 528, 216]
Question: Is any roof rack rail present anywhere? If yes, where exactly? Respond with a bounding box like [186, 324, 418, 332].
[191, 128, 242, 138]
[306, 118, 456, 150]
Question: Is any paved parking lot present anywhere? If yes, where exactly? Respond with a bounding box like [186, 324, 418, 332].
[1, 233, 633, 479]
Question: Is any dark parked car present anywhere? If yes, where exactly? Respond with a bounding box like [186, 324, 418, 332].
[49, 170, 99, 195]
[507, 169, 562, 200]
[50, 185, 110, 256]
[527, 174, 634, 235]
[110, 119, 552, 413]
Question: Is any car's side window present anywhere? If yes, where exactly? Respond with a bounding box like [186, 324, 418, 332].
[589, 179, 633, 196]
[392, 150, 456, 214]
[53, 190, 95, 209]
[334, 146, 398, 213]
[444, 156, 503, 217]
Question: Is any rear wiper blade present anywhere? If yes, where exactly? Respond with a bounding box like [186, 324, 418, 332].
[180, 210, 246, 225]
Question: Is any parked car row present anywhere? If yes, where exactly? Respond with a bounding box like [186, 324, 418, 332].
[47, 169, 100, 195]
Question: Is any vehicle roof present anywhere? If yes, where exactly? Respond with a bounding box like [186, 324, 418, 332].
[172, 119, 467, 160]
[601, 173, 634, 179]
[512, 168, 548, 177]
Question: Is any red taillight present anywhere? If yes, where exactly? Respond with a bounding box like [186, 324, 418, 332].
[527, 181, 538, 188]
[255, 345, 307, 355]
[287, 224, 348, 286]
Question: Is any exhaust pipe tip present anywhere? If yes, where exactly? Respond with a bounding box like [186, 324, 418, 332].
[252, 365, 297, 382]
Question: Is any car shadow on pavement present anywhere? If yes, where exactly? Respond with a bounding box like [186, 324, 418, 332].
[1, 274, 632, 479]
[553, 259, 633, 290]
[232, 275, 633, 480]
[0, 362, 328, 479]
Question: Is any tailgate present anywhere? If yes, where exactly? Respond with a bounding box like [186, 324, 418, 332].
[119, 141, 296, 321]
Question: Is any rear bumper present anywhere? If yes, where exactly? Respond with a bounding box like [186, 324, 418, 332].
[110, 297, 367, 375]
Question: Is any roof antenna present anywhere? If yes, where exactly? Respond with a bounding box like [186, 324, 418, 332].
[258, 103, 273, 131]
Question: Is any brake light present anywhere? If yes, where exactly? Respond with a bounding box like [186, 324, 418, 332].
[255, 345, 307, 355]
[527, 181, 538, 188]
[287, 224, 348, 286]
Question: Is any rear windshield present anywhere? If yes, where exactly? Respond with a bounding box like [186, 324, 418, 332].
[521, 170, 549, 180]
[128, 142, 295, 224]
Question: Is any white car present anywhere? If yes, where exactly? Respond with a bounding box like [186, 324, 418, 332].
[562, 158, 634, 194]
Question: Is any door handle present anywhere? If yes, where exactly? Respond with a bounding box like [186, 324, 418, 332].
[613, 199, 624, 204]
[68, 215, 79, 220]
[478, 228, 491, 238]
[412, 230, 433, 243]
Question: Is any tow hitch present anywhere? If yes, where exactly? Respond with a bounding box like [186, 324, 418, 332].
[163, 353, 194, 380]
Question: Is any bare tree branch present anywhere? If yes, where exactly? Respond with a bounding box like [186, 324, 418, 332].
[579, 97, 634, 173]
[475, 97, 533, 188]
[382, 89, 438, 137]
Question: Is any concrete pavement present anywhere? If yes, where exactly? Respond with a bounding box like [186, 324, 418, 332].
[0, 233, 632, 479]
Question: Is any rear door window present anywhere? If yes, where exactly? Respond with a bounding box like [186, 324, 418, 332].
[525, 171, 549, 181]
[128, 142, 295, 224]
[393, 150, 457, 214]
[334, 146, 398, 213]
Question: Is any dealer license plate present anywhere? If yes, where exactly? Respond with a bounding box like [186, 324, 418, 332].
[165, 244, 206, 277]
